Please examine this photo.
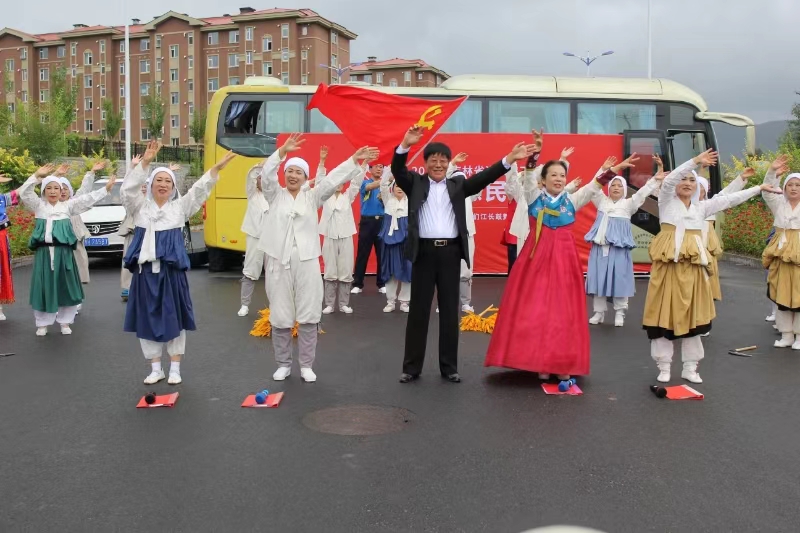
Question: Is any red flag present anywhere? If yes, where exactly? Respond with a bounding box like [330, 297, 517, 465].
[307, 84, 467, 166]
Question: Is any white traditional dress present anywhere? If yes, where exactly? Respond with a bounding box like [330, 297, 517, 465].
[61, 172, 96, 284]
[379, 169, 412, 310]
[239, 164, 271, 311]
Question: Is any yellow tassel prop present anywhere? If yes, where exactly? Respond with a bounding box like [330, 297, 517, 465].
[249, 308, 324, 337]
[459, 305, 499, 334]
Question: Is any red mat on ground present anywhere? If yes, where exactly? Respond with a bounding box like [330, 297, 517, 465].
[665, 385, 704, 400]
[241, 392, 284, 408]
[541, 383, 583, 396]
[136, 392, 179, 408]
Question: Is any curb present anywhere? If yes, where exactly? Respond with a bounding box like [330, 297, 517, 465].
[11, 255, 33, 268]
[719, 252, 762, 269]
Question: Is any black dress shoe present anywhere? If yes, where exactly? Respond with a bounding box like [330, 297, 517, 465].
[442, 373, 461, 383]
[399, 373, 418, 383]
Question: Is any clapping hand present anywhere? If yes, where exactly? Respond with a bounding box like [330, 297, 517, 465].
[693, 149, 719, 167]
[279, 133, 305, 158]
[401, 125, 425, 149]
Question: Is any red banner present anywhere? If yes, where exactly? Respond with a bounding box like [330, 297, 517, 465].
[276, 133, 652, 275]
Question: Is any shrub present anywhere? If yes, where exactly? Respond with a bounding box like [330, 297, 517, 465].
[0, 148, 38, 189]
[6, 206, 35, 257]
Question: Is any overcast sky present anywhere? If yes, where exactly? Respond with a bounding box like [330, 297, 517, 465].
[5, 0, 796, 123]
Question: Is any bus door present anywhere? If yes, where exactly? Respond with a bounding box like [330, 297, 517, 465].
[666, 129, 717, 193]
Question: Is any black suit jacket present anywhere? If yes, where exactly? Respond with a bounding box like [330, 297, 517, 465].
[391, 147, 510, 268]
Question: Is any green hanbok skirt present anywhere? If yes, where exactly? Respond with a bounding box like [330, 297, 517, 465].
[28, 218, 84, 313]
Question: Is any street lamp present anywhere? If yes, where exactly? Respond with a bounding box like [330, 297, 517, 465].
[319, 63, 353, 84]
[563, 50, 614, 77]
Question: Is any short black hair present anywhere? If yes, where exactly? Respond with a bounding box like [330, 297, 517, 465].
[424, 142, 451, 161]
[541, 160, 568, 180]
[369, 162, 384, 169]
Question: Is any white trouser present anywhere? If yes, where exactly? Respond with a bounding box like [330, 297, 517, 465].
[322, 236, 354, 282]
[242, 235, 265, 280]
[460, 235, 475, 307]
[121, 233, 134, 291]
[139, 331, 186, 360]
[775, 310, 800, 334]
[593, 296, 629, 314]
[34, 307, 79, 327]
[386, 277, 411, 304]
[266, 246, 323, 329]
[650, 336, 704, 364]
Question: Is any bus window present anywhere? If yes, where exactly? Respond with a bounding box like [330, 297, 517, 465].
[218, 97, 305, 157]
[439, 99, 482, 133]
[488, 100, 570, 133]
[309, 108, 340, 133]
[670, 131, 708, 170]
[669, 105, 696, 127]
[577, 103, 656, 134]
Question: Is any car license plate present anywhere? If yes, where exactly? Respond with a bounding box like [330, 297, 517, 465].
[84, 238, 108, 246]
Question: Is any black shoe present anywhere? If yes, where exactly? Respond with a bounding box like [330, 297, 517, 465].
[399, 373, 418, 383]
[442, 373, 461, 383]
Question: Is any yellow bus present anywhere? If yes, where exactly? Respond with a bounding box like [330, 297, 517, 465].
[203, 74, 756, 272]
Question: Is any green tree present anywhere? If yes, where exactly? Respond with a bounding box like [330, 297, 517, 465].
[102, 99, 123, 140]
[49, 66, 77, 132]
[142, 92, 165, 142]
[189, 107, 207, 145]
[5, 102, 66, 164]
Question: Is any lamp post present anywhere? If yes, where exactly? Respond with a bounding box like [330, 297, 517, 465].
[319, 63, 352, 84]
[647, 0, 652, 79]
[123, 0, 131, 168]
[563, 50, 615, 77]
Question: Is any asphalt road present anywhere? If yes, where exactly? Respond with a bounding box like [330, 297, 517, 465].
[1, 258, 798, 533]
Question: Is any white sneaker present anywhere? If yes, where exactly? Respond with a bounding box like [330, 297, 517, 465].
[436, 308, 439, 313]
[340, 306, 353, 314]
[538, 373, 551, 381]
[657, 363, 671, 383]
[681, 368, 703, 384]
[589, 312, 604, 325]
[76, 304, 82, 314]
[144, 369, 165, 384]
[36, 327, 47, 337]
[60, 325, 72, 335]
[322, 306, 334, 315]
[350, 287, 362, 294]
[792, 340, 800, 351]
[400, 303, 410, 313]
[766, 313, 776, 322]
[383, 302, 395, 313]
[614, 311, 625, 327]
[378, 287, 387, 294]
[775, 333, 794, 348]
[237, 305, 249, 317]
[701, 332, 710, 337]
[301, 367, 317, 383]
[273, 366, 291, 381]
[462, 304, 474, 313]
[0, 310, 6, 321]
[168, 371, 182, 385]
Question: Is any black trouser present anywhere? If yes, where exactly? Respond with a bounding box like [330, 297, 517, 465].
[403, 239, 462, 377]
[352, 216, 385, 289]
[506, 244, 517, 274]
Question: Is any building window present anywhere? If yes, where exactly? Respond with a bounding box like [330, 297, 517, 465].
[140, 83, 150, 96]
[187, 32, 194, 45]
[188, 79, 194, 91]
[230, 76, 240, 85]
[155, 35, 162, 49]
[57, 46, 65, 58]
[301, 74, 307, 85]
[21, 91, 27, 103]
[170, 115, 179, 128]
[71, 65, 77, 77]
[169, 92, 179, 105]
[262, 36, 272, 52]
[281, 72, 289, 85]
[170, 45, 178, 58]
[21, 48, 27, 60]
[100, 63, 106, 74]
[141, 129, 151, 141]
[156, 82, 162, 95]
[364, 74, 373, 84]
[21, 69, 28, 82]
[301, 26, 308, 36]
[246, 51, 253, 65]
[83, 51, 93, 66]
[39, 68, 49, 81]
[101, 110, 106, 120]
[281, 24, 289, 38]
[228, 53, 239, 68]
[170, 138, 179, 147]
[208, 32, 219, 46]
[208, 55, 219, 68]
[376, 72, 383, 85]
[140, 59, 150, 73]
[301, 49, 307, 60]
[156, 60, 161, 72]
[170, 69, 178, 82]
[436, 75, 442, 86]
[120, 63, 125, 75]
[417, 72, 423, 80]
[188, 56, 194, 69]
[120, 84, 125, 97]
[489, 100, 571, 133]
[100, 85, 106, 97]
[246, 27, 254, 41]
[7, 103, 14, 114]
[85, 120, 93, 132]
[188, 104, 194, 115]
[281, 48, 289, 62]
[263, 62, 273, 76]
[140, 39, 150, 51]
[229, 30, 240, 44]
[84, 97, 92, 110]
[404, 71, 411, 82]
[331, 31, 338, 44]
[5, 59, 13, 71]
[208, 78, 219, 91]
[119, 41, 125, 53]
[100, 40, 105, 54]
[389, 78, 397, 87]
[39, 48, 48, 59]
[40, 90, 48, 102]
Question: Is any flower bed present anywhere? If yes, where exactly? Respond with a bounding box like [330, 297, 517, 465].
[6, 206, 35, 258]
[720, 198, 773, 257]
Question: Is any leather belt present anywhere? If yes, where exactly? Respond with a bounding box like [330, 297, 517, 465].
[421, 238, 457, 247]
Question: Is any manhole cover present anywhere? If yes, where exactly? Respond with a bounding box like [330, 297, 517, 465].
[302, 405, 414, 435]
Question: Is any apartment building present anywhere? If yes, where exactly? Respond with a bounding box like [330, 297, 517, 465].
[349, 57, 449, 88]
[0, 7, 356, 145]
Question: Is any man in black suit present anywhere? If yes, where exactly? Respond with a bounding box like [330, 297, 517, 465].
[391, 125, 537, 383]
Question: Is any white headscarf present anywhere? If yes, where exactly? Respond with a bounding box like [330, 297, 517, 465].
[145, 167, 179, 202]
[58, 177, 74, 198]
[40, 176, 63, 199]
[284, 157, 309, 178]
[138, 167, 180, 273]
[607, 176, 627, 202]
[690, 171, 709, 203]
[783, 173, 800, 191]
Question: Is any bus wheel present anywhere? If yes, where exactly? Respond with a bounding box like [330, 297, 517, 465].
[208, 247, 232, 272]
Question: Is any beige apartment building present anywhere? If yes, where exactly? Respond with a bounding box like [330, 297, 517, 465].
[0, 8, 356, 145]
[349, 57, 449, 88]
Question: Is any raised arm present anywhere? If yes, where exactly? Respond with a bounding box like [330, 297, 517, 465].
[504, 164, 522, 201]
[66, 184, 109, 215]
[349, 163, 370, 203]
[179, 152, 236, 218]
[761, 156, 790, 215]
[717, 169, 753, 197]
[627, 176, 662, 215]
[313, 148, 377, 207]
[74, 171, 96, 197]
[701, 186, 763, 218]
[659, 158, 701, 207]
[18, 175, 42, 212]
[121, 164, 148, 214]
[245, 165, 260, 200]
[260, 150, 287, 204]
[379, 166, 393, 204]
[464, 141, 537, 197]
[570, 177, 605, 210]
